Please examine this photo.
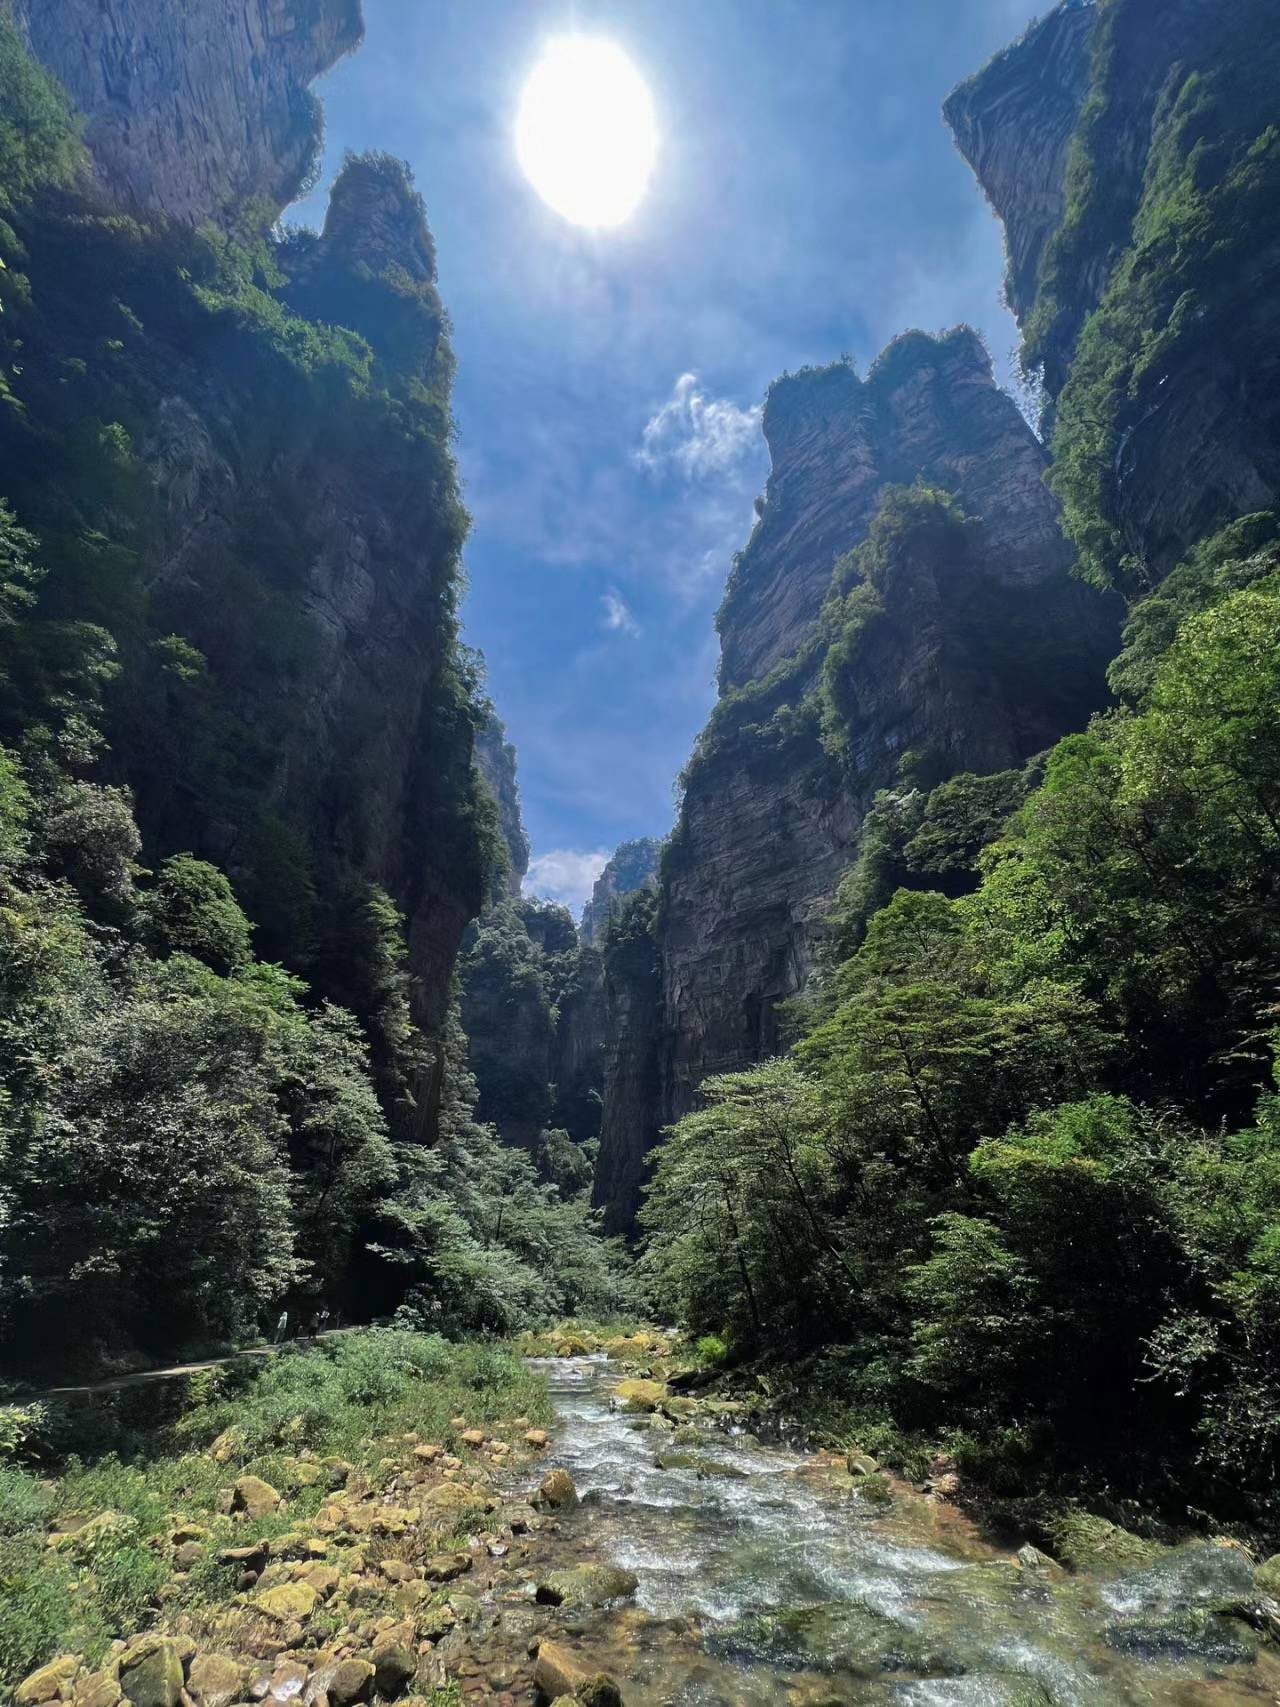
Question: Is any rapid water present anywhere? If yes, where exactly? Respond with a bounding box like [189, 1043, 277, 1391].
[528, 1356, 1280, 1706]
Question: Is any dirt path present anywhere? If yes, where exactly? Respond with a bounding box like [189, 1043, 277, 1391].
[22, 1328, 358, 1399]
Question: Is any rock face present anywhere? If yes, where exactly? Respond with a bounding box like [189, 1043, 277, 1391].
[717, 330, 1080, 690]
[580, 838, 663, 943]
[595, 330, 1119, 1230]
[474, 712, 530, 899]
[947, 0, 1280, 582]
[1, 24, 489, 1138]
[15, 0, 363, 226]
[943, 2, 1096, 324]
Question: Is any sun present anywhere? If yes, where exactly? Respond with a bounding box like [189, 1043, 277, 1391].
[516, 36, 658, 230]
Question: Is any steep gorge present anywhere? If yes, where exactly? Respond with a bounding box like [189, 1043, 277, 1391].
[596, 327, 1120, 1231]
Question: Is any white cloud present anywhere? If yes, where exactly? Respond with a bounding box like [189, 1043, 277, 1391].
[524, 848, 611, 914]
[601, 588, 640, 637]
[636, 372, 762, 480]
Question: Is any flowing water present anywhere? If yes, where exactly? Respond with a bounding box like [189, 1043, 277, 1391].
[525, 1356, 1280, 1706]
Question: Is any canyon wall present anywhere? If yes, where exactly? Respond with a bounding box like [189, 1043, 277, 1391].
[14, 0, 362, 226]
[596, 328, 1120, 1232]
[4, 0, 493, 1137]
[948, 0, 1280, 587]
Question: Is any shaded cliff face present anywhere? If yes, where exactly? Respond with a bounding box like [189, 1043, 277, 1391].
[717, 330, 1078, 690]
[948, 0, 1280, 589]
[595, 331, 1119, 1227]
[15, 0, 363, 225]
[943, 2, 1096, 326]
[592, 894, 663, 1235]
[581, 837, 663, 943]
[0, 17, 489, 1137]
[474, 712, 530, 900]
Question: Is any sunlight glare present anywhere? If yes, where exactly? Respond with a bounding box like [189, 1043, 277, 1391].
[516, 36, 658, 230]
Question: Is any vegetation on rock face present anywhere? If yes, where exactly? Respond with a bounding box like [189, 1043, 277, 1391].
[1025, 0, 1280, 590]
[0, 23, 623, 1375]
[644, 514, 1280, 1534]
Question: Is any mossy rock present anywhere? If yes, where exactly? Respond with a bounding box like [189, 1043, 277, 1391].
[253, 1581, 319, 1622]
[653, 1450, 745, 1479]
[615, 1378, 666, 1412]
[535, 1564, 639, 1607]
[850, 1471, 893, 1507]
[708, 1602, 963, 1678]
[1104, 1608, 1257, 1665]
[1110, 1541, 1255, 1615]
[1046, 1510, 1160, 1573]
[1256, 1552, 1280, 1595]
[118, 1640, 184, 1707]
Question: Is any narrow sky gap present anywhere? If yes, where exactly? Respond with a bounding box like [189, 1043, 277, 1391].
[290, 0, 1045, 892]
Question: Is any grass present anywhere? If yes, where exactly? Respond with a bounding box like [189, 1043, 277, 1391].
[0, 1330, 551, 1693]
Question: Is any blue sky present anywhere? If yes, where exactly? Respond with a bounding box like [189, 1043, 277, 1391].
[294, 0, 1043, 912]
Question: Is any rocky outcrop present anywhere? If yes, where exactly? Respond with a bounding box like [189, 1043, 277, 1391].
[943, 2, 1096, 324]
[593, 894, 663, 1234]
[947, 0, 1280, 585]
[1, 19, 487, 1139]
[595, 329, 1119, 1228]
[580, 838, 663, 943]
[474, 713, 529, 899]
[15, 0, 363, 226]
[717, 329, 1080, 690]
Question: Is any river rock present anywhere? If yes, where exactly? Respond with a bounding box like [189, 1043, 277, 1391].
[710, 1603, 963, 1678]
[524, 1429, 550, 1448]
[186, 1654, 245, 1707]
[1104, 1609, 1258, 1664]
[232, 1476, 282, 1519]
[535, 1565, 639, 1607]
[532, 1641, 622, 1707]
[254, 1583, 319, 1623]
[370, 1642, 415, 1698]
[535, 1468, 579, 1509]
[322, 1660, 373, 1707]
[119, 1639, 185, 1707]
[615, 1379, 665, 1413]
[16, 1657, 82, 1705]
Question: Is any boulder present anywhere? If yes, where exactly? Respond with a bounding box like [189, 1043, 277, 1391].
[614, 1379, 665, 1413]
[532, 1642, 622, 1707]
[71, 1672, 121, 1707]
[1104, 1609, 1257, 1664]
[174, 1541, 204, 1571]
[421, 1482, 483, 1515]
[423, 1552, 471, 1582]
[535, 1565, 639, 1608]
[186, 1655, 245, 1707]
[1111, 1541, 1256, 1614]
[412, 1445, 442, 1463]
[323, 1661, 373, 1707]
[119, 1640, 185, 1707]
[253, 1582, 320, 1623]
[524, 1429, 550, 1449]
[459, 1429, 485, 1448]
[17, 1657, 82, 1706]
[1256, 1552, 1280, 1596]
[534, 1469, 578, 1510]
[370, 1643, 415, 1698]
[232, 1476, 282, 1519]
[846, 1450, 879, 1477]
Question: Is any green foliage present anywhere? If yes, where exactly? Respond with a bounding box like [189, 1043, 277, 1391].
[0, 1332, 550, 1686]
[141, 853, 253, 973]
[0, 14, 85, 212]
[645, 520, 1280, 1525]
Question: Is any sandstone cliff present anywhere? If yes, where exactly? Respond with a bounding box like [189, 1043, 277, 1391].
[948, 0, 1280, 586]
[596, 329, 1120, 1230]
[0, 16, 491, 1139]
[718, 329, 1079, 690]
[474, 711, 530, 900]
[14, 0, 362, 226]
[580, 838, 663, 943]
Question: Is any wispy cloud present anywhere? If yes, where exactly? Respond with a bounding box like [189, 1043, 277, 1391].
[601, 588, 640, 637]
[524, 848, 611, 915]
[636, 372, 763, 480]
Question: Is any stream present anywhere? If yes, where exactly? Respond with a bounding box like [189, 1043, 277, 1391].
[524, 1356, 1280, 1706]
